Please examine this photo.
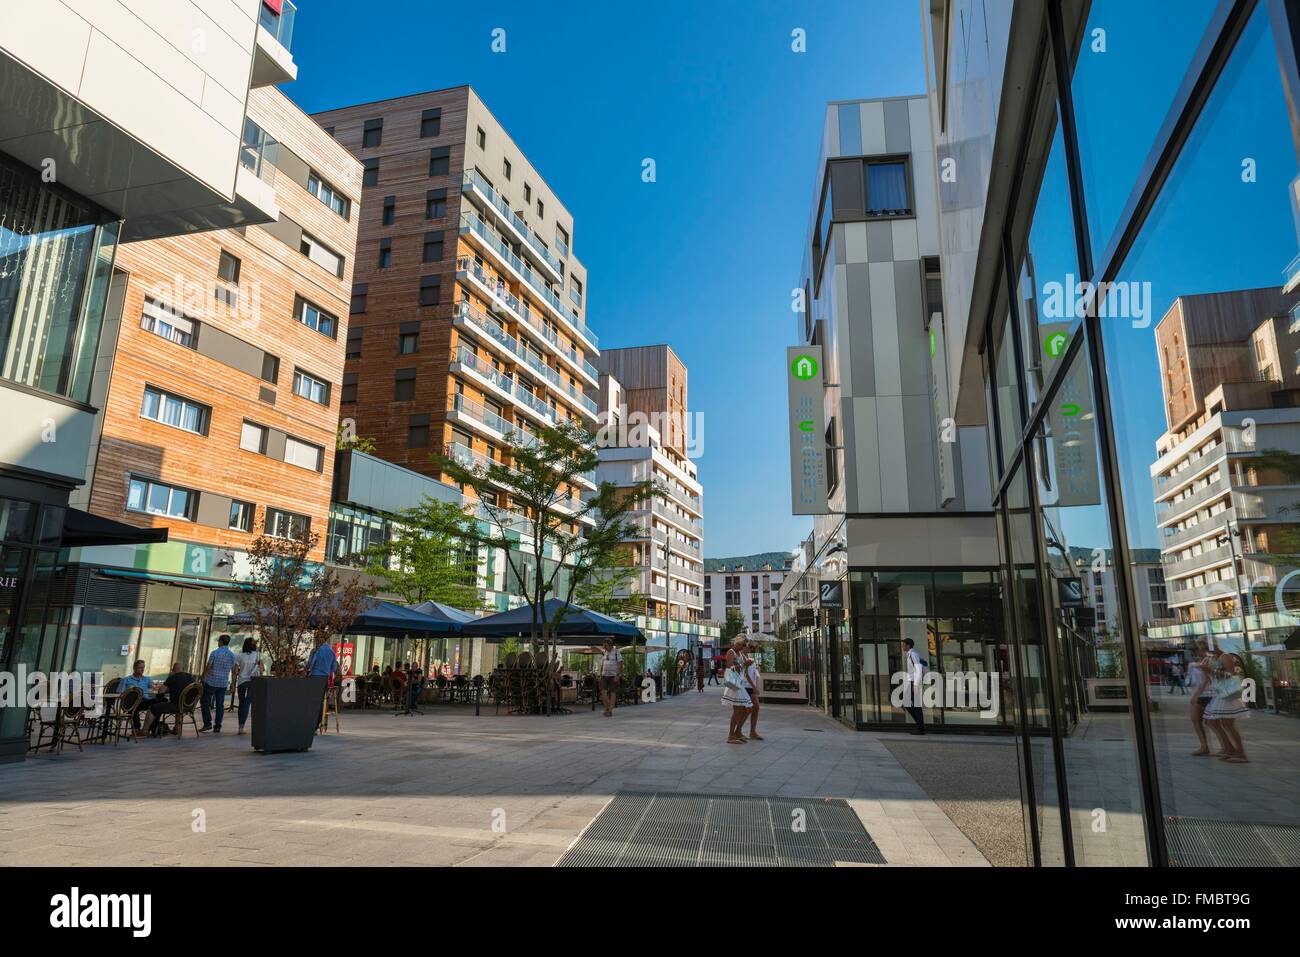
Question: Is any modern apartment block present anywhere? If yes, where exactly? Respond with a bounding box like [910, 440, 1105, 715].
[920, 0, 1300, 865]
[312, 87, 601, 537]
[1150, 287, 1300, 624]
[0, 0, 298, 761]
[702, 564, 786, 636]
[784, 95, 999, 731]
[593, 345, 704, 626]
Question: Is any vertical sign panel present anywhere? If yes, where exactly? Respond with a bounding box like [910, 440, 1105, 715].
[787, 346, 829, 514]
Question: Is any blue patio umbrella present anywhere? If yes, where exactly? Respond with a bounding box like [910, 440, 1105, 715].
[459, 598, 641, 644]
[227, 596, 463, 637]
[408, 600, 478, 625]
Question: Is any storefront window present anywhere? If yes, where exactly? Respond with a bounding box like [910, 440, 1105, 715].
[992, 306, 1024, 469]
[1071, 0, 1219, 260]
[1033, 343, 1149, 865]
[1099, 5, 1300, 863]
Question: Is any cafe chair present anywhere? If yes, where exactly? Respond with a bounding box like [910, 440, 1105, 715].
[107, 687, 144, 745]
[319, 685, 342, 733]
[57, 706, 87, 753]
[157, 684, 201, 738]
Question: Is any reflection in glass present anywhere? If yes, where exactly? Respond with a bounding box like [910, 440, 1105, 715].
[1101, 6, 1300, 864]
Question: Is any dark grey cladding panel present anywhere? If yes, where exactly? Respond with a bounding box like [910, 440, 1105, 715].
[265, 428, 287, 463]
[845, 262, 874, 397]
[195, 491, 233, 529]
[195, 322, 267, 381]
[274, 144, 311, 191]
[260, 212, 302, 250]
[833, 222, 847, 265]
[894, 260, 930, 397]
[866, 221, 893, 262]
[902, 395, 938, 512]
[883, 99, 912, 154]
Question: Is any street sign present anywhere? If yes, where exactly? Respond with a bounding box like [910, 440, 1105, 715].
[819, 580, 843, 608]
[787, 345, 828, 514]
[1057, 577, 1084, 607]
[796, 607, 816, 627]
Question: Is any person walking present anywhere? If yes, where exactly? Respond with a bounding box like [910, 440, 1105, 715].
[707, 656, 720, 685]
[1188, 641, 1215, 756]
[722, 637, 752, 744]
[743, 639, 763, 740]
[232, 637, 263, 735]
[1168, 660, 1186, 695]
[902, 637, 927, 735]
[696, 654, 706, 693]
[199, 634, 237, 733]
[306, 635, 339, 729]
[1204, 652, 1250, 763]
[598, 638, 623, 717]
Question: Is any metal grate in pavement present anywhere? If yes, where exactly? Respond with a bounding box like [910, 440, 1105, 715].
[1166, 817, 1300, 867]
[557, 791, 884, 867]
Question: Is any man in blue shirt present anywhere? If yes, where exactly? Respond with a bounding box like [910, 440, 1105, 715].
[199, 634, 237, 733]
[306, 636, 338, 734]
[118, 659, 157, 732]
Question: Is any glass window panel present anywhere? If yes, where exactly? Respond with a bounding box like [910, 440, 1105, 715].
[146, 482, 170, 515]
[1071, 0, 1219, 259]
[140, 387, 160, 420]
[1034, 341, 1149, 865]
[1099, 6, 1300, 863]
[866, 162, 909, 214]
[993, 304, 1024, 467]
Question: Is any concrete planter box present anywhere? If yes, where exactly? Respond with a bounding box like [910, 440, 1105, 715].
[250, 676, 325, 753]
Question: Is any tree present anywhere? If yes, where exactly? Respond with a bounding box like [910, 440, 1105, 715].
[720, 608, 745, 647]
[364, 497, 486, 609]
[336, 422, 377, 454]
[244, 516, 375, 673]
[431, 420, 660, 709]
[574, 547, 642, 618]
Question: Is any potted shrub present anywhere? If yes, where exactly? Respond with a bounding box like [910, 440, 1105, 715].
[242, 519, 373, 753]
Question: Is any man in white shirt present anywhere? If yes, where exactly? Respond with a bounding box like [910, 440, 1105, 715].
[902, 637, 927, 735]
[598, 638, 622, 717]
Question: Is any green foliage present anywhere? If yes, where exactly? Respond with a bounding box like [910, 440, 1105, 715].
[363, 497, 486, 609]
[337, 423, 377, 454]
[721, 608, 745, 645]
[574, 548, 642, 618]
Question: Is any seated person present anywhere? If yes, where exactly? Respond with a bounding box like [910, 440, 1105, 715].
[143, 663, 196, 737]
[118, 659, 159, 730]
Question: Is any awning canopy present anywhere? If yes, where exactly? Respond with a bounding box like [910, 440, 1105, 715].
[460, 598, 642, 644]
[408, 600, 479, 625]
[62, 508, 169, 549]
[227, 597, 464, 637]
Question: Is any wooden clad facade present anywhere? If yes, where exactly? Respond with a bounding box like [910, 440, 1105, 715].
[88, 87, 362, 561]
[594, 344, 690, 459]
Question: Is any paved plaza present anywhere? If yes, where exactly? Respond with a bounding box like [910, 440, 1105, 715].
[0, 687, 991, 867]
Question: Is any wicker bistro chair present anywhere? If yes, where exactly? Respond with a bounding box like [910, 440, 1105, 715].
[156, 683, 201, 738]
[106, 687, 144, 745]
[31, 706, 78, 754]
[434, 674, 450, 702]
[452, 674, 469, 703]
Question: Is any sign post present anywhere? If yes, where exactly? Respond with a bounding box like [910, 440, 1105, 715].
[787, 346, 828, 514]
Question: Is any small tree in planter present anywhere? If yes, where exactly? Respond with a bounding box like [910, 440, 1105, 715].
[242, 515, 373, 750]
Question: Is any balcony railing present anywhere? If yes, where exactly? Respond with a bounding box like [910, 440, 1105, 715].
[459, 211, 598, 348]
[449, 392, 512, 437]
[1155, 476, 1230, 524]
[258, 0, 296, 51]
[1154, 442, 1227, 495]
[453, 345, 516, 398]
[462, 170, 565, 278]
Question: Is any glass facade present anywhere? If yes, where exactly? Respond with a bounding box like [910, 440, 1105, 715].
[973, 0, 1300, 866]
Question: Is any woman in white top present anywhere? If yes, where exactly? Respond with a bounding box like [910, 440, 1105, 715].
[1187, 640, 1213, 757]
[1204, 652, 1250, 763]
[232, 637, 264, 735]
[743, 639, 763, 741]
[721, 637, 752, 743]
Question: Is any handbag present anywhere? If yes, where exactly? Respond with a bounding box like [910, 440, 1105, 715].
[723, 667, 745, 691]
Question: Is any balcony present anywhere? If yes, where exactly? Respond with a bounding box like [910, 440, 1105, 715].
[1162, 542, 1235, 579]
[1161, 509, 1234, 550]
[1153, 442, 1227, 497]
[1285, 251, 1300, 295]
[232, 118, 280, 222]
[448, 393, 513, 440]
[462, 170, 565, 282]
[252, 0, 298, 87]
[456, 258, 599, 386]
[1155, 475, 1231, 525]
[459, 212, 599, 350]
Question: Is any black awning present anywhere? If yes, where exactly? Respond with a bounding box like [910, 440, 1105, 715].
[61, 508, 169, 548]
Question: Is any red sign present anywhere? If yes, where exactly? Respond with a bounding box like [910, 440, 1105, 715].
[338, 641, 355, 676]
[263, 0, 284, 15]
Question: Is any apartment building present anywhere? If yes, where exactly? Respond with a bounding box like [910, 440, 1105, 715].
[593, 345, 704, 626]
[784, 95, 999, 732]
[1149, 287, 1300, 623]
[312, 87, 601, 537]
[0, 0, 297, 760]
[703, 565, 786, 636]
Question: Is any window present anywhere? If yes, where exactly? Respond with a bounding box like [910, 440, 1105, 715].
[556, 225, 569, 257]
[524, 184, 532, 204]
[476, 126, 486, 149]
[426, 189, 447, 219]
[239, 421, 268, 454]
[308, 171, 350, 217]
[423, 231, 444, 263]
[420, 107, 441, 138]
[419, 275, 440, 307]
[295, 297, 336, 338]
[346, 327, 362, 359]
[362, 118, 383, 148]
[350, 283, 367, 314]
[399, 331, 418, 354]
[382, 195, 395, 225]
[865, 161, 910, 215]
[217, 250, 240, 284]
[408, 414, 430, 448]
[229, 500, 254, 532]
[378, 237, 392, 268]
[570, 276, 583, 307]
[394, 368, 416, 401]
[429, 147, 450, 177]
[341, 372, 357, 403]
[362, 159, 379, 188]
[126, 477, 194, 520]
[300, 233, 343, 276]
[140, 386, 209, 434]
[262, 354, 279, 384]
[536, 199, 544, 218]
[292, 369, 330, 405]
[140, 299, 196, 348]
[265, 507, 310, 540]
[285, 436, 323, 471]
[502, 158, 512, 180]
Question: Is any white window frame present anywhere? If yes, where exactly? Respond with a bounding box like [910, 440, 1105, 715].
[292, 369, 329, 405]
[140, 385, 208, 434]
[126, 476, 194, 520]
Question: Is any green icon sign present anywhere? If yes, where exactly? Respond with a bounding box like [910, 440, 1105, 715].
[1060, 402, 1081, 417]
[1043, 332, 1069, 359]
[929, 329, 936, 357]
[798, 420, 815, 432]
[791, 354, 818, 380]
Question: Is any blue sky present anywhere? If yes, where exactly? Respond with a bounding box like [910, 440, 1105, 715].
[288, 0, 927, 558]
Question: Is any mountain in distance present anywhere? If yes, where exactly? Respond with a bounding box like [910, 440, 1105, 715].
[703, 551, 796, 572]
